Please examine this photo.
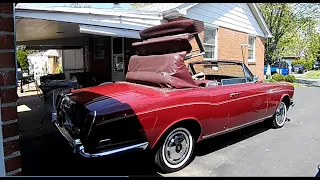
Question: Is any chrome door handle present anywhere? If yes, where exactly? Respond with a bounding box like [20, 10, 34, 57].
[230, 92, 241, 98]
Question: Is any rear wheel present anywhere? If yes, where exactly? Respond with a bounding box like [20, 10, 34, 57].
[154, 127, 195, 173]
[269, 101, 287, 128]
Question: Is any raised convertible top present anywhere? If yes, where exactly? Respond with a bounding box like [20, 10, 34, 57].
[126, 19, 204, 89]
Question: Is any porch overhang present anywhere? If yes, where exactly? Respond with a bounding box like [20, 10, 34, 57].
[79, 25, 141, 39]
[15, 4, 162, 44]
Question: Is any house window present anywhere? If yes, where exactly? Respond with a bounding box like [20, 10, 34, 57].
[203, 27, 217, 59]
[248, 36, 256, 62]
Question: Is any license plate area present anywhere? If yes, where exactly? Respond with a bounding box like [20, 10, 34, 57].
[63, 115, 81, 136]
[64, 115, 74, 131]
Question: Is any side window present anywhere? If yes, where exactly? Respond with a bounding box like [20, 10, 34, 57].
[243, 64, 254, 82]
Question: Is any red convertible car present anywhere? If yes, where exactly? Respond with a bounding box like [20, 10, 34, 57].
[53, 20, 295, 173]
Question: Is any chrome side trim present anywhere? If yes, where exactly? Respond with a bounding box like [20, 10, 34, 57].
[202, 115, 273, 139]
[53, 121, 149, 158]
[80, 142, 149, 158]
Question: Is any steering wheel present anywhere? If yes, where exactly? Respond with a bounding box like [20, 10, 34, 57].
[192, 72, 205, 80]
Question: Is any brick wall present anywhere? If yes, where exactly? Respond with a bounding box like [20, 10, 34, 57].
[0, 3, 22, 176]
[248, 36, 265, 80]
[217, 27, 264, 80]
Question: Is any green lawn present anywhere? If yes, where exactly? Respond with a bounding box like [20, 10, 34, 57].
[300, 70, 320, 79]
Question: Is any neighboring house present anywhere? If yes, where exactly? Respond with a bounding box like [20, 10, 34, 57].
[15, 3, 272, 81]
[28, 50, 62, 82]
[27, 49, 85, 81]
[280, 56, 300, 69]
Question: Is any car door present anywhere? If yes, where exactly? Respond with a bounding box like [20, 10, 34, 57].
[200, 86, 232, 138]
[224, 64, 269, 129]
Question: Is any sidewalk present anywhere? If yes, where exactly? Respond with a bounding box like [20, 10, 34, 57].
[295, 78, 320, 87]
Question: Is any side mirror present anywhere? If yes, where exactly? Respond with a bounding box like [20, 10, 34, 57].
[253, 75, 259, 83]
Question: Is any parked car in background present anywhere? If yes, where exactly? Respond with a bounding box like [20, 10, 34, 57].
[264, 61, 289, 76]
[313, 61, 320, 70]
[52, 20, 295, 173]
[292, 64, 307, 74]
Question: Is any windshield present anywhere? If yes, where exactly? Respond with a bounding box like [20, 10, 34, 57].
[190, 62, 244, 77]
[188, 61, 254, 84]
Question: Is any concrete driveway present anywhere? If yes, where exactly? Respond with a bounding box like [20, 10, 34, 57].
[18, 87, 320, 176]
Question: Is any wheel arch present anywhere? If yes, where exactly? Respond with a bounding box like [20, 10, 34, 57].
[280, 94, 291, 109]
[150, 118, 202, 150]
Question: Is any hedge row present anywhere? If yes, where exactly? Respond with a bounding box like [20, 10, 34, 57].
[271, 73, 296, 83]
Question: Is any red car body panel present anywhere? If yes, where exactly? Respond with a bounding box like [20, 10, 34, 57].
[69, 80, 294, 149]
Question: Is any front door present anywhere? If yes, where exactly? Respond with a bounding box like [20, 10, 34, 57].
[111, 37, 125, 81]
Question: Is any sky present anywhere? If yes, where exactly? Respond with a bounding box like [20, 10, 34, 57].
[21, 3, 133, 10]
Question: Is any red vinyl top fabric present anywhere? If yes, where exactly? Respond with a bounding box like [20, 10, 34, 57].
[139, 19, 198, 40]
[133, 33, 193, 56]
[126, 51, 198, 89]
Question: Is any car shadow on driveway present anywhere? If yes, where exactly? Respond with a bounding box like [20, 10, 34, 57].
[20, 131, 161, 176]
[20, 121, 271, 176]
[194, 122, 270, 157]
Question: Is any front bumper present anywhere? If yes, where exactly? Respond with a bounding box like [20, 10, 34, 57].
[290, 98, 295, 107]
[52, 113, 149, 158]
[290, 101, 295, 107]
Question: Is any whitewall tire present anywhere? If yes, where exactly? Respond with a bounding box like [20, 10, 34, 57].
[154, 127, 195, 173]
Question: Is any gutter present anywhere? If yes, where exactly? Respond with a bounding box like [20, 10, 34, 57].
[15, 5, 163, 20]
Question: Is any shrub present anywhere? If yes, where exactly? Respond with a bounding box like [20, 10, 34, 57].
[55, 65, 63, 74]
[284, 75, 296, 83]
[291, 59, 313, 70]
[291, 59, 305, 66]
[304, 60, 313, 70]
[272, 73, 285, 82]
[268, 78, 278, 83]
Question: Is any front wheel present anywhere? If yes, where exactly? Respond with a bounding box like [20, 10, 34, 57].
[154, 127, 195, 173]
[269, 101, 287, 128]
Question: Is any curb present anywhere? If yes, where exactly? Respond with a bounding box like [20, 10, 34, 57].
[296, 78, 320, 87]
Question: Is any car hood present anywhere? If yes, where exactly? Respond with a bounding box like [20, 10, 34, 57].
[68, 82, 162, 112]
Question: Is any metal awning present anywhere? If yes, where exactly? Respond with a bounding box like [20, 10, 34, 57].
[79, 25, 141, 39]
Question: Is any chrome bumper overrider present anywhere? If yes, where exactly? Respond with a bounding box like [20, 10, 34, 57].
[290, 99, 295, 107]
[52, 120, 149, 158]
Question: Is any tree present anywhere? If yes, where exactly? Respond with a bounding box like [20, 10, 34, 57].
[258, 3, 320, 62]
[17, 46, 38, 70]
[131, 3, 152, 9]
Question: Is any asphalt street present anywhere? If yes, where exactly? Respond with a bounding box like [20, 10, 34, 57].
[19, 87, 320, 176]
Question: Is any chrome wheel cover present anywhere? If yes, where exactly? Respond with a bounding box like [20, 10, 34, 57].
[276, 102, 287, 126]
[162, 128, 193, 169]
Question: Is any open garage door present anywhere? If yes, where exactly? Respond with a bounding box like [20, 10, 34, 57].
[62, 48, 85, 79]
